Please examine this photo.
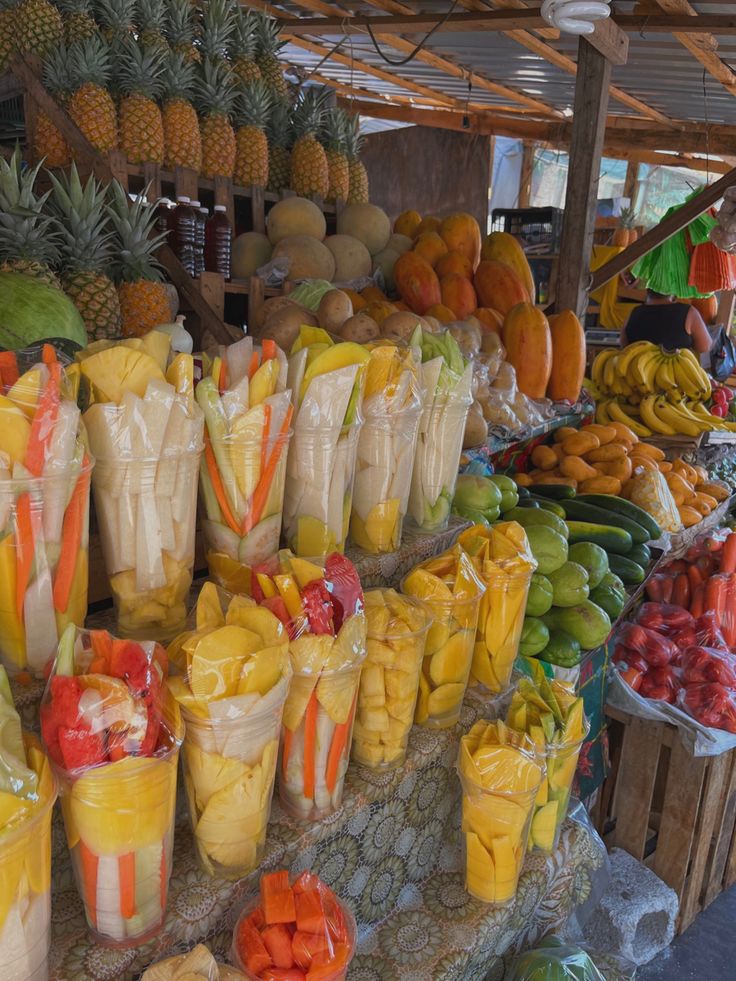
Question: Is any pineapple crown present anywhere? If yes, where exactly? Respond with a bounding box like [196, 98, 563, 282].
[164, 0, 196, 46]
[68, 33, 112, 89]
[254, 11, 284, 58]
[194, 56, 236, 118]
[43, 42, 73, 97]
[266, 97, 293, 149]
[161, 49, 196, 102]
[199, 0, 235, 62]
[94, 0, 135, 36]
[344, 113, 363, 161]
[56, 0, 94, 16]
[46, 162, 115, 274]
[320, 106, 348, 152]
[107, 180, 166, 284]
[620, 205, 637, 228]
[229, 6, 258, 60]
[136, 0, 165, 31]
[234, 78, 273, 130]
[114, 37, 165, 100]
[291, 86, 330, 141]
[0, 147, 61, 268]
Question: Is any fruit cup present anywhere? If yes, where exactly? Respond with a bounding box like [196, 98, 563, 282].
[283, 422, 362, 558]
[0, 459, 92, 679]
[402, 546, 485, 728]
[530, 721, 590, 853]
[458, 522, 537, 695]
[352, 590, 431, 769]
[458, 720, 544, 905]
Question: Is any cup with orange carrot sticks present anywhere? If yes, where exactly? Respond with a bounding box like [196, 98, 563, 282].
[0, 345, 91, 678]
[196, 337, 292, 595]
[40, 624, 182, 946]
[251, 551, 366, 820]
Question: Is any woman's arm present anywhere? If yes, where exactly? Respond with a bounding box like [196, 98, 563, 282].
[686, 306, 713, 354]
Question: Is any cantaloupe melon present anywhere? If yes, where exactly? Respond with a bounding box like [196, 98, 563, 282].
[387, 233, 414, 255]
[372, 247, 400, 292]
[271, 235, 336, 281]
[232, 232, 272, 279]
[337, 203, 391, 255]
[323, 234, 372, 282]
[266, 197, 326, 245]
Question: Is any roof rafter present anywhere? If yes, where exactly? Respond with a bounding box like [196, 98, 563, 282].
[648, 0, 736, 96]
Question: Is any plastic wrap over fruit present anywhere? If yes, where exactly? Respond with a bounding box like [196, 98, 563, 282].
[541, 0, 611, 36]
[142, 944, 245, 980]
[507, 935, 607, 981]
[626, 469, 682, 534]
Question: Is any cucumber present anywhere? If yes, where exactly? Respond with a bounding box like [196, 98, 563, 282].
[558, 500, 649, 545]
[517, 485, 531, 499]
[565, 521, 633, 555]
[529, 496, 566, 519]
[627, 543, 651, 569]
[574, 494, 661, 540]
[529, 483, 576, 500]
[517, 499, 540, 509]
[608, 554, 646, 585]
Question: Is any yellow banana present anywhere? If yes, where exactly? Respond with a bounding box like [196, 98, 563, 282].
[654, 399, 704, 437]
[634, 350, 662, 394]
[617, 340, 656, 378]
[678, 349, 712, 398]
[606, 399, 652, 437]
[595, 400, 612, 425]
[673, 357, 705, 400]
[603, 353, 620, 394]
[592, 349, 617, 391]
[639, 395, 677, 435]
[686, 401, 730, 431]
[655, 356, 678, 394]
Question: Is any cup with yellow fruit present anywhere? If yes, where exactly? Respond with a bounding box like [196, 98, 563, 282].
[352, 589, 431, 769]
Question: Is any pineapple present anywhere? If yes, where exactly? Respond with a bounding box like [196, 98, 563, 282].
[0, 1, 18, 75]
[48, 163, 122, 339]
[0, 147, 61, 288]
[107, 180, 171, 337]
[229, 7, 260, 85]
[165, 0, 199, 63]
[116, 38, 166, 164]
[68, 34, 118, 154]
[162, 51, 201, 171]
[137, 0, 169, 55]
[195, 57, 236, 179]
[254, 12, 287, 99]
[346, 114, 369, 204]
[15, 0, 62, 59]
[321, 107, 349, 204]
[95, 0, 135, 47]
[289, 87, 329, 200]
[56, 0, 98, 43]
[36, 42, 71, 167]
[199, 0, 234, 64]
[233, 79, 272, 189]
[266, 98, 292, 193]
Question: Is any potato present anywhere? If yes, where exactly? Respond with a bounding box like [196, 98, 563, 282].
[381, 310, 426, 342]
[463, 400, 488, 448]
[261, 304, 317, 350]
[254, 295, 300, 332]
[340, 312, 380, 344]
[318, 289, 353, 333]
[449, 322, 481, 356]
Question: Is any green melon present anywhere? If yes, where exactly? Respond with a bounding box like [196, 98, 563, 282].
[0, 273, 86, 351]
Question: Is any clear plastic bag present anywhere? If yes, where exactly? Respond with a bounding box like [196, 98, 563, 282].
[679, 646, 736, 687]
[478, 330, 506, 377]
[506, 935, 606, 981]
[142, 944, 238, 980]
[615, 622, 678, 667]
[448, 320, 482, 358]
[626, 469, 683, 533]
[635, 602, 694, 635]
[679, 682, 736, 732]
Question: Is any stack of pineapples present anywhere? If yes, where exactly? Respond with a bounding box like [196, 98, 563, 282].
[22, 0, 369, 200]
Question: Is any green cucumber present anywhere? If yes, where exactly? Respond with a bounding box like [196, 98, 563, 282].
[517, 485, 531, 499]
[565, 521, 633, 555]
[517, 499, 540, 509]
[529, 483, 576, 500]
[627, 543, 651, 569]
[607, 554, 646, 585]
[558, 500, 649, 545]
[574, 494, 661, 540]
[529, 496, 567, 519]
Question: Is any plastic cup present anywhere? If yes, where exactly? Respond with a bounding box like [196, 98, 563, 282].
[471, 568, 534, 695]
[55, 727, 181, 946]
[181, 671, 291, 879]
[201, 430, 292, 594]
[92, 451, 201, 642]
[0, 753, 56, 981]
[408, 401, 471, 532]
[531, 720, 590, 853]
[283, 422, 361, 558]
[279, 660, 364, 821]
[0, 461, 92, 679]
[350, 406, 421, 554]
[352, 596, 430, 769]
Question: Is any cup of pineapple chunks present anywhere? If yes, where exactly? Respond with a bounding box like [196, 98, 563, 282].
[458, 720, 544, 905]
[352, 590, 431, 770]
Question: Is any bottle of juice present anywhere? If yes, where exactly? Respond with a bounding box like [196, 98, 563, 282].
[155, 197, 173, 238]
[172, 196, 196, 277]
[204, 204, 232, 280]
[193, 201, 207, 278]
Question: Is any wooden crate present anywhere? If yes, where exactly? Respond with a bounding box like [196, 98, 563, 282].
[597, 705, 736, 932]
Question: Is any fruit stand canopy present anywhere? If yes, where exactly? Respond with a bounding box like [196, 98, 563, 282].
[255, 0, 736, 170]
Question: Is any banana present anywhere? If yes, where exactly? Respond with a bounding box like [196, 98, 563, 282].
[655, 355, 678, 394]
[634, 350, 662, 395]
[617, 340, 656, 378]
[595, 400, 612, 425]
[679, 349, 712, 398]
[606, 399, 652, 437]
[686, 401, 729, 431]
[673, 357, 705, 400]
[592, 349, 617, 391]
[654, 399, 703, 437]
[639, 395, 677, 435]
[603, 353, 620, 394]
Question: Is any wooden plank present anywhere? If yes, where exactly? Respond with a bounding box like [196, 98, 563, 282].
[703, 753, 736, 908]
[214, 176, 235, 228]
[197, 272, 225, 321]
[652, 739, 707, 901]
[716, 290, 736, 329]
[650, 0, 736, 96]
[555, 37, 612, 317]
[107, 150, 129, 190]
[624, 160, 639, 203]
[174, 166, 199, 201]
[248, 274, 265, 332]
[591, 164, 736, 290]
[251, 184, 266, 234]
[518, 142, 534, 208]
[586, 16, 629, 65]
[612, 717, 662, 859]
[142, 162, 161, 201]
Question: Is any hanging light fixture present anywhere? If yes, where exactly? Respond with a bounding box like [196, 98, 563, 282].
[540, 0, 612, 36]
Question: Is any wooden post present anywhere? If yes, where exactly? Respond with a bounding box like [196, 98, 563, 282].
[197, 271, 225, 321]
[623, 160, 639, 207]
[142, 162, 161, 201]
[174, 166, 199, 201]
[251, 184, 266, 234]
[717, 290, 736, 331]
[518, 142, 534, 208]
[555, 38, 613, 317]
[214, 176, 235, 228]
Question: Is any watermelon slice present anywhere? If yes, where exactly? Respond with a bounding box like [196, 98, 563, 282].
[58, 725, 107, 770]
[324, 553, 363, 629]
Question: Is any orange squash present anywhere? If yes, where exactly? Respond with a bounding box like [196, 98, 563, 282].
[394, 251, 442, 315]
[474, 260, 529, 315]
[425, 303, 456, 323]
[474, 307, 504, 335]
[479, 232, 535, 302]
[413, 231, 448, 267]
[503, 302, 552, 399]
[435, 250, 473, 279]
[546, 309, 586, 403]
[413, 215, 441, 238]
[440, 213, 481, 269]
[690, 295, 718, 325]
[394, 209, 422, 238]
[440, 273, 477, 320]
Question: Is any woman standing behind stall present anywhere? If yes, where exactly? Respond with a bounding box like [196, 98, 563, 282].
[621, 289, 712, 353]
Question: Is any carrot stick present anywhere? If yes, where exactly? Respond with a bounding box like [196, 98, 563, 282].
[0, 352, 18, 391]
[41, 344, 57, 366]
[243, 404, 293, 534]
[15, 493, 34, 620]
[282, 727, 293, 780]
[78, 841, 98, 927]
[248, 350, 260, 379]
[721, 532, 736, 574]
[303, 691, 318, 800]
[24, 361, 61, 477]
[325, 692, 357, 794]
[262, 339, 277, 362]
[119, 852, 136, 919]
[53, 463, 90, 613]
[204, 432, 241, 535]
[260, 402, 271, 474]
[219, 358, 228, 394]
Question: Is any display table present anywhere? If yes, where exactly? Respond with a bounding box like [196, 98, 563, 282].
[47, 688, 604, 980]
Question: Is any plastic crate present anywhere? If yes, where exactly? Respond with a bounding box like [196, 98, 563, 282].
[490, 207, 564, 254]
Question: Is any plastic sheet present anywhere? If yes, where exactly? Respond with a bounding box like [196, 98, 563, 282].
[506, 934, 606, 981]
[142, 944, 245, 980]
[231, 870, 357, 980]
[626, 470, 683, 534]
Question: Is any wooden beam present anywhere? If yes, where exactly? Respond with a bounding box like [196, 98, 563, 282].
[518, 142, 534, 207]
[590, 165, 736, 290]
[624, 160, 639, 203]
[650, 0, 736, 96]
[556, 38, 612, 317]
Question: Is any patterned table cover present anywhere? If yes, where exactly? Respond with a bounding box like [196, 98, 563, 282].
[47, 688, 605, 981]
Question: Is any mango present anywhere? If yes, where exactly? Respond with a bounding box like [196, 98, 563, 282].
[530, 801, 558, 852]
[427, 682, 465, 721]
[0, 396, 30, 465]
[294, 515, 335, 558]
[300, 342, 369, 402]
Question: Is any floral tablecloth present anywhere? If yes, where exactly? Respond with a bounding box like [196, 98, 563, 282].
[47, 688, 605, 981]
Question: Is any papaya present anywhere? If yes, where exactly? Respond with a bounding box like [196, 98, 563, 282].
[502, 303, 551, 399]
[394, 251, 442, 315]
[435, 250, 473, 279]
[394, 209, 422, 238]
[413, 231, 448, 267]
[546, 310, 585, 403]
[474, 307, 504, 335]
[480, 231, 535, 301]
[474, 260, 530, 314]
[413, 215, 441, 238]
[440, 213, 482, 269]
[440, 273, 477, 320]
[425, 303, 456, 323]
[363, 301, 398, 325]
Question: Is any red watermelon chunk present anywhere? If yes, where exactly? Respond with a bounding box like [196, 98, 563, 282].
[58, 725, 107, 770]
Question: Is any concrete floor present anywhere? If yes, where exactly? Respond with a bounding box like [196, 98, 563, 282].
[636, 885, 736, 980]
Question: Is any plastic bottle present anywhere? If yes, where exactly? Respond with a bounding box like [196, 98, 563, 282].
[204, 204, 232, 280]
[155, 198, 173, 238]
[172, 196, 197, 277]
[192, 201, 206, 278]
